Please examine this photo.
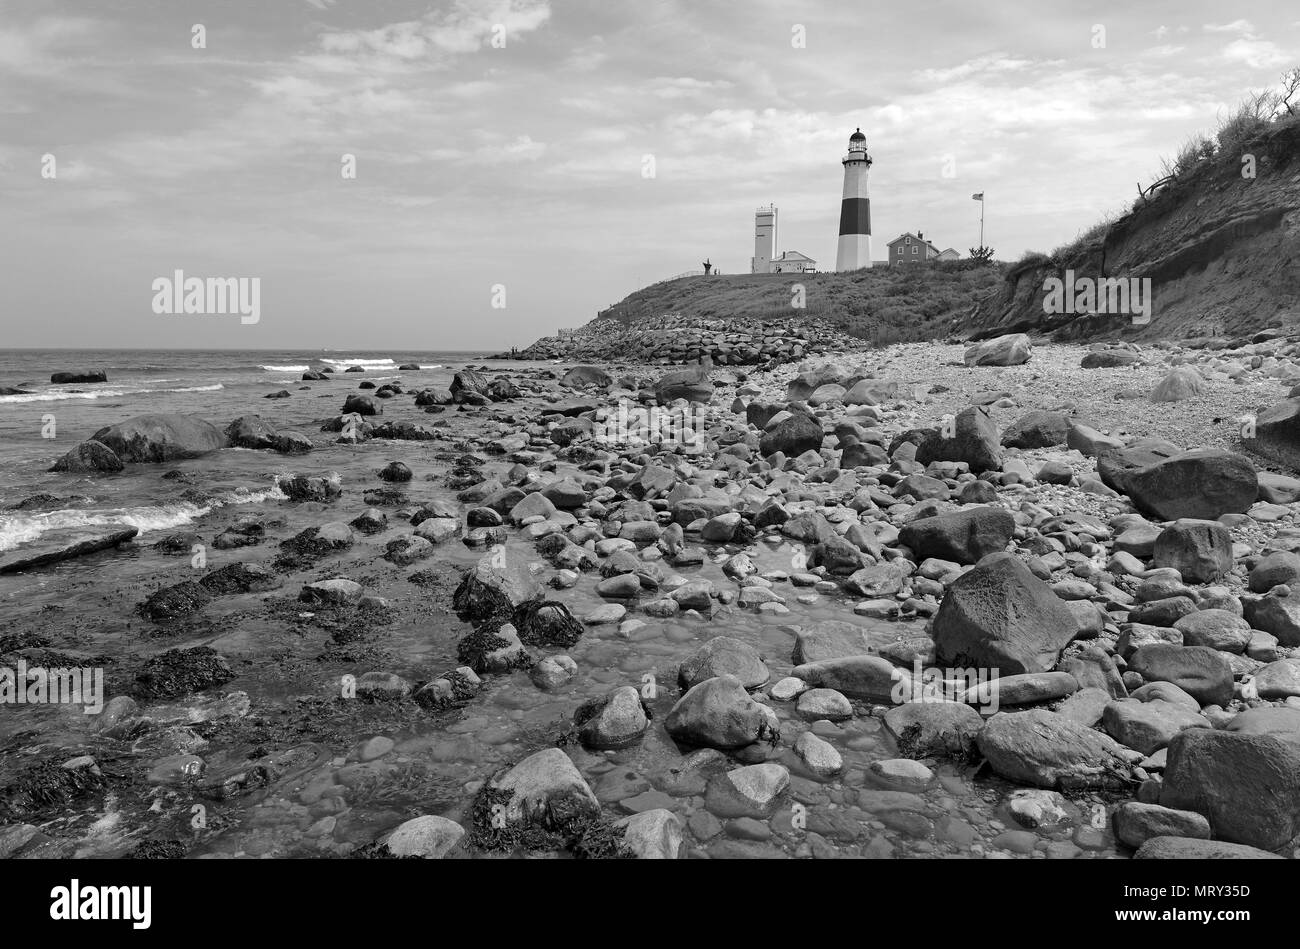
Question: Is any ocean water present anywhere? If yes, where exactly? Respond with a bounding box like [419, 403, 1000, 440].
[0, 349, 553, 551]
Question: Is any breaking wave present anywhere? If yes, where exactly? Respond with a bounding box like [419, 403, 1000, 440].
[0, 484, 285, 552]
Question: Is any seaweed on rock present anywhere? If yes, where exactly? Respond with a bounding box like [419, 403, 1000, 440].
[0, 761, 107, 821]
[512, 599, 584, 648]
[467, 777, 633, 858]
[455, 628, 533, 674]
[413, 669, 479, 710]
[126, 840, 187, 859]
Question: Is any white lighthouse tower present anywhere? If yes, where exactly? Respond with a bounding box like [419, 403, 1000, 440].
[835, 128, 872, 271]
[751, 205, 778, 274]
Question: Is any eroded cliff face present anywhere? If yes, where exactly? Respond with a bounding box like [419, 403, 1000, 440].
[963, 119, 1300, 343]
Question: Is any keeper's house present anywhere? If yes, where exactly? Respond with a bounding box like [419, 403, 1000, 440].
[770, 251, 817, 274]
[887, 232, 958, 265]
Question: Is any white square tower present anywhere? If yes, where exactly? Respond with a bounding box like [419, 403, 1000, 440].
[752, 205, 778, 274]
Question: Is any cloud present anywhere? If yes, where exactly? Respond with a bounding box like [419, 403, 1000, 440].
[916, 54, 1055, 85]
[319, 0, 550, 59]
[564, 38, 607, 72]
[1221, 37, 1287, 68]
[0, 15, 101, 75]
[7, 0, 1296, 348]
[1203, 20, 1255, 34]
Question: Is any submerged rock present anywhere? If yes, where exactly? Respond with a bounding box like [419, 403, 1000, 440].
[704, 763, 790, 818]
[575, 686, 650, 750]
[677, 637, 769, 690]
[50, 440, 124, 473]
[614, 809, 682, 859]
[138, 581, 212, 622]
[484, 747, 600, 832]
[665, 675, 779, 749]
[134, 647, 235, 700]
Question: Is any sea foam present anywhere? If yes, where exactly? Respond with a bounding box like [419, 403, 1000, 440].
[0, 484, 285, 551]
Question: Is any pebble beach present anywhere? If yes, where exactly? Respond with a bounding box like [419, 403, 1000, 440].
[3, 333, 1300, 860]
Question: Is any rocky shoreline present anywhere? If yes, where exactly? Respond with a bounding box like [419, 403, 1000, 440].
[5, 334, 1300, 859]
[503, 313, 870, 366]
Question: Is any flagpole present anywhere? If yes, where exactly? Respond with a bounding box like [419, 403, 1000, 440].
[980, 198, 984, 249]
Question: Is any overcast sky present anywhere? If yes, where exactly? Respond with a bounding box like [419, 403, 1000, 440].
[1, 0, 1297, 350]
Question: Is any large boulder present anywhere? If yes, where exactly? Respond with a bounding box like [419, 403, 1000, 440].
[50, 440, 124, 473]
[704, 763, 790, 819]
[1151, 519, 1233, 583]
[452, 550, 541, 626]
[280, 471, 342, 502]
[1135, 836, 1283, 859]
[561, 366, 612, 389]
[341, 394, 379, 416]
[664, 675, 779, 749]
[1248, 550, 1300, 592]
[90, 414, 227, 463]
[1243, 397, 1300, 471]
[976, 709, 1135, 789]
[450, 369, 490, 398]
[224, 415, 279, 450]
[1243, 591, 1300, 646]
[759, 412, 824, 458]
[1112, 802, 1210, 850]
[1126, 644, 1233, 707]
[1101, 699, 1210, 755]
[575, 686, 649, 750]
[1149, 367, 1205, 402]
[1224, 705, 1300, 743]
[844, 379, 900, 406]
[882, 701, 984, 758]
[1080, 350, 1141, 369]
[898, 506, 1014, 565]
[1067, 422, 1125, 457]
[964, 333, 1031, 367]
[1161, 729, 1300, 851]
[1000, 410, 1069, 449]
[914, 406, 1002, 473]
[791, 620, 875, 665]
[51, 370, 107, 384]
[789, 655, 898, 702]
[654, 360, 712, 404]
[930, 551, 1078, 674]
[486, 747, 600, 831]
[382, 815, 465, 858]
[677, 637, 769, 690]
[1095, 440, 1180, 493]
[1121, 449, 1257, 521]
[614, 809, 683, 859]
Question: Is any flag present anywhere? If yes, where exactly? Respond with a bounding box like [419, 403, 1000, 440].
[972, 193, 984, 201]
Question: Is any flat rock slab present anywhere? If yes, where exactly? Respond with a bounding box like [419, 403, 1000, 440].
[0, 524, 138, 574]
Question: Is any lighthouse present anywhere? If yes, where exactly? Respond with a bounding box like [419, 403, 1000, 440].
[835, 128, 873, 271]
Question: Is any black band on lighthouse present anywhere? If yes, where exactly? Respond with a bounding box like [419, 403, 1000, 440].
[838, 198, 871, 236]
